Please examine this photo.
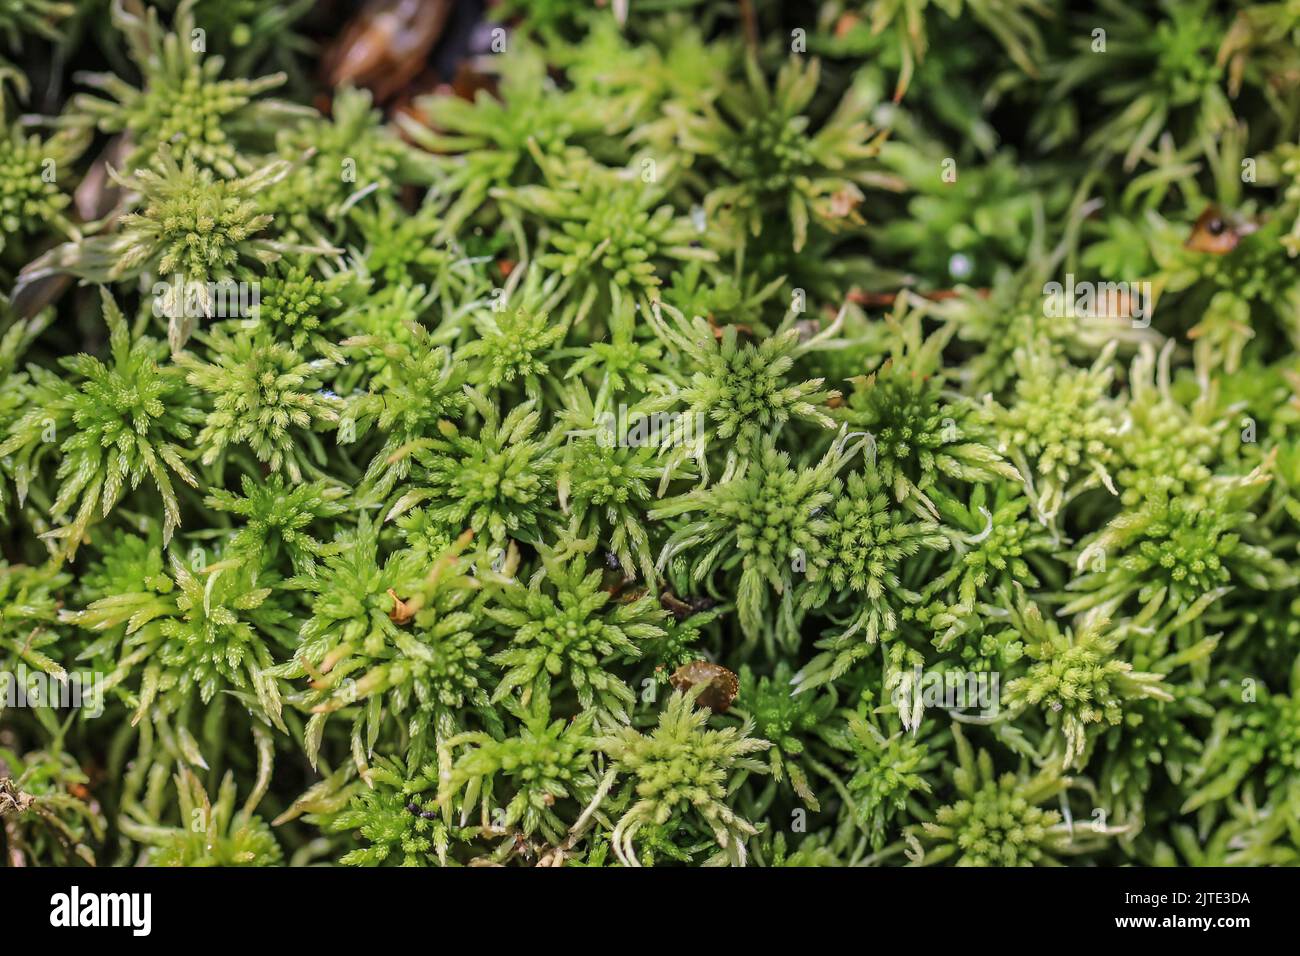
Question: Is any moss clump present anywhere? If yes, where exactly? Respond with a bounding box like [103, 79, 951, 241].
[3, 0, 1300, 871]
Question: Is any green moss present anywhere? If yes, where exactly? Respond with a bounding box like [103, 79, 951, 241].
[4, 0, 1300, 870]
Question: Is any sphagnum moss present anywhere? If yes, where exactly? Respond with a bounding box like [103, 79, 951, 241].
[2, 0, 1300, 869]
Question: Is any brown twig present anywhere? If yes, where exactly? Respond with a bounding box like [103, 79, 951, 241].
[738, 0, 759, 51]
